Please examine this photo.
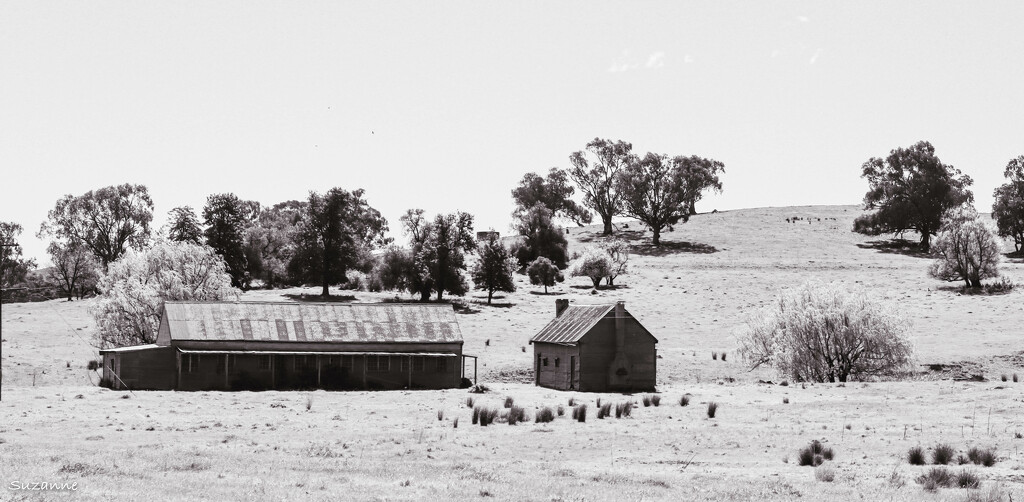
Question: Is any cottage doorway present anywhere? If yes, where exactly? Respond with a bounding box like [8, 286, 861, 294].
[535, 354, 541, 385]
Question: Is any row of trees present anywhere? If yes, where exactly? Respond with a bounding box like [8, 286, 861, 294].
[853, 142, 1023, 256]
[514, 139, 725, 246]
[853, 142, 1022, 288]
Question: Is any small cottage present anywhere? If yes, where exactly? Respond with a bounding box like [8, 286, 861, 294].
[99, 301, 473, 391]
[529, 300, 657, 392]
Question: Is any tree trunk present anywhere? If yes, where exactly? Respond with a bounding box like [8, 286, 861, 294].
[590, 276, 601, 289]
[602, 215, 613, 235]
[420, 289, 430, 302]
[487, 290, 492, 305]
[652, 228, 661, 246]
[321, 280, 329, 297]
[688, 200, 697, 216]
[543, 284, 548, 294]
[919, 231, 930, 253]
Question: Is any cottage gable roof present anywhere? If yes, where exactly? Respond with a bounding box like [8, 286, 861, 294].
[529, 304, 616, 345]
[159, 302, 463, 344]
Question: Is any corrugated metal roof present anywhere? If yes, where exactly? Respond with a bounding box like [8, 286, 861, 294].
[176, 349, 457, 357]
[100, 344, 163, 353]
[162, 302, 463, 344]
[529, 304, 615, 344]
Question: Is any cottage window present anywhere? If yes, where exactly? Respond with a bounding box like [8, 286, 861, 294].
[543, 358, 549, 367]
[554, 357, 560, 368]
[436, 357, 448, 373]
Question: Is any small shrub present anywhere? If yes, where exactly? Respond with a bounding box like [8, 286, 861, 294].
[916, 467, 953, 490]
[712, 352, 718, 360]
[954, 469, 980, 489]
[1014, 373, 1019, 383]
[706, 402, 718, 418]
[98, 376, 113, 388]
[557, 405, 565, 416]
[536, 407, 555, 423]
[86, 359, 102, 371]
[485, 339, 490, 346]
[798, 448, 817, 467]
[908, 446, 926, 465]
[933, 444, 955, 465]
[470, 384, 490, 394]
[1001, 374, 1008, 382]
[679, 395, 690, 406]
[779, 380, 789, 387]
[642, 395, 652, 407]
[783, 397, 790, 404]
[958, 454, 971, 465]
[721, 353, 727, 362]
[504, 396, 514, 408]
[651, 395, 661, 406]
[814, 465, 835, 482]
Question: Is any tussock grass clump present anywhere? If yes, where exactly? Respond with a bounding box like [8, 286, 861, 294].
[679, 395, 690, 406]
[932, 444, 955, 465]
[437, 409, 444, 421]
[642, 395, 652, 407]
[908, 446, 926, 465]
[954, 469, 980, 489]
[721, 353, 727, 361]
[614, 402, 633, 418]
[477, 407, 499, 426]
[596, 397, 602, 408]
[503, 396, 514, 408]
[306, 395, 314, 411]
[472, 406, 481, 425]
[783, 397, 790, 404]
[706, 402, 718, 418]
[466, 397, 475, 408]
[58, 462, 106, 476]
[304, 442, 340, 458]
[798, 440, 833, 466]
[712, 352, 718, 360]
[651, 394, 661, 406]
[573, 404, 588, 423]
[966, 446, 997, 467]
[1014, 373, 1019, 383]
[507, 405, 527, 425]
[568, 397, 576, 407]
[536, 407, 555, 423]
[1001, 374, 1008, 382]
[598, 402, 612, 419]
[916, 467, 953, 491]
[453, 417, 459, 428]
[557, 405, 565, 416]
[814, 465, 835, 482]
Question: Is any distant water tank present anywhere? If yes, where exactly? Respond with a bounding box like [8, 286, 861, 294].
[476, 231, 500, 241]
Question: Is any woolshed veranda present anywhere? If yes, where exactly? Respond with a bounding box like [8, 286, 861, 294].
[530, 300, 657, 392]
[99, 301, 475, 391]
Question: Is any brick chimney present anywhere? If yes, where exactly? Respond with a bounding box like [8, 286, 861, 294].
[555, 299, 569, 317]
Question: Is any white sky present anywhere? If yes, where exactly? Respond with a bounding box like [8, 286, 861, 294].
[3, 1, 1023, 265]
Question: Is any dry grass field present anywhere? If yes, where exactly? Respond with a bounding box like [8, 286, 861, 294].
[2, 205, 1023, 501]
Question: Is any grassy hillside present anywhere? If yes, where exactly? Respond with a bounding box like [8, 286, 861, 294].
[2, 205, 1023, 501]
[3, 205, 1023, 387]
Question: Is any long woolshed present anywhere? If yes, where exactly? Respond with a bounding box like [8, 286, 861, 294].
[99, 301, 474, 391]
[529, 300, 657, 392]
